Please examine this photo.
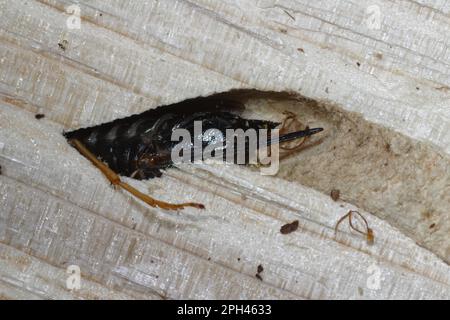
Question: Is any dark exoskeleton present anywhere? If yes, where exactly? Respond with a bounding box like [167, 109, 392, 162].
[64, 96, 323, 210]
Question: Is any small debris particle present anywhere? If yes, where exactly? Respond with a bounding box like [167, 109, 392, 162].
[99, 13, 103, 17]
[374, 53, 383, 60]
[0, 165, 2, 175]
[416, 87, 420, 90]
[429, 223, 436, 229]
[325, 87, 329, 93]
[385, 143, 391, 152]
[35, 113, 45, 120]
[330, 189, 340, 201]
[297, 47, 305, 53]
[58, 39, 68, 51]
[280, 220, 299, 234]
[279, 28, 287, 34]
[255, 264, 264, 281]
[283, 9, 295, 20]
[356, 62, 361, 67]
[358, 287, 364, 296]
[335, 210, 374, 245]
[237, 257, 241, 261]
[257, 264, 264, 274]
[421, 211, 432, 219]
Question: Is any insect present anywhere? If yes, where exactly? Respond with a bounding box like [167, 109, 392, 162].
[58, 39, 68, 51]
[335, 210, 374, 244]
[64, 96, 323, 210]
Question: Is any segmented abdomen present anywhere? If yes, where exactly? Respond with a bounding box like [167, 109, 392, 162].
[65, 98, 278, 180]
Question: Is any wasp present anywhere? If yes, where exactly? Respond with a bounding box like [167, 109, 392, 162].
[64, 96, 323, 210]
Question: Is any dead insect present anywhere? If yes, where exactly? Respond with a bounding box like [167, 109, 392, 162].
[35, 113, 45, 120]
[335, 210, 374, 244]
[58, 39, 68, 51]
[64, 96, 323, 210]
[280, 220, 299, 234]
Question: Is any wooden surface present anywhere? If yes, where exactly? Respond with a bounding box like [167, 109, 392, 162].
[0, 0, 449, 299]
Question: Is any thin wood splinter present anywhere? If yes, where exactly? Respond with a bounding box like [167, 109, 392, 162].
[335, 210, 374, 244]
[69, 139, 205, 210]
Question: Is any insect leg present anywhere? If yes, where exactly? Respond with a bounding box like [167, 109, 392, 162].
[277, 112, 322, 160]
[69, 139, 205, 211]
[279, 111, 309, 151]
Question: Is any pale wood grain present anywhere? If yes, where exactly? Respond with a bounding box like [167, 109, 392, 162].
[0, 0, 449, 299]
